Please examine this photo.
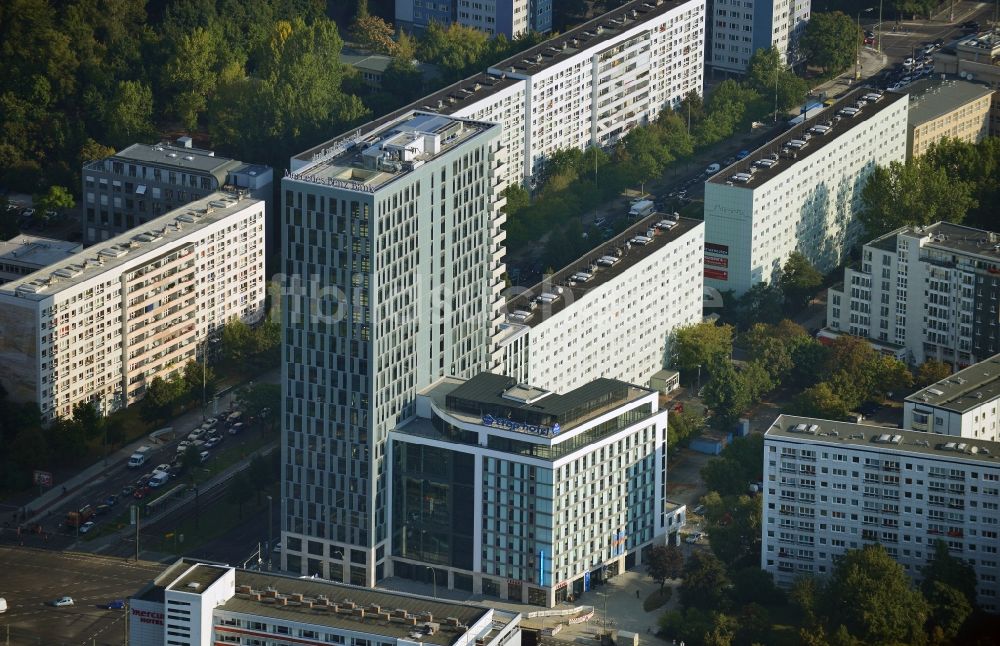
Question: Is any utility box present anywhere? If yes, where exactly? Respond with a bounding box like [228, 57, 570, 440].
[615, 630, 639, 646]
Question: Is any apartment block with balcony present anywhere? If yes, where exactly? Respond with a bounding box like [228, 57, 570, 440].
[396, 0, 550, 37]
[295, 0, 705, 191]
[904, 353, 1000, 441]
[386, 373, 680, 607]
[710, 0, 810, 73]
[703, 88, 908, 297]
[762, 414, 1000, 612]
[0, 191, 265, 422]
[825, 222, 1000, 367]
[81, 137, 272, 243]
[495, 216, 704, 394]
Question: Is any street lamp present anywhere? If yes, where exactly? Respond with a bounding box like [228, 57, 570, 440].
[266, 495, 273, 571]
[596, 591, 609, 636]
[856, 8, 874, 80]
[696, 364, 702, 392]
[426, 566, 437, 598]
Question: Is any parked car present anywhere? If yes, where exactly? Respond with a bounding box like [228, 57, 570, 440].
[228, 422, 245, 435]
[693, 504, 706, 515]
[903, 57, 914, 67]
[94, 504, 112, 516]
[201, 418, 218, 431]
[49, 596, 74, 607]
[704, 162, 721, 175]
[735, 149, 750, 160]
[152, 463, 171, 474]
[133, 486, 150, 499]
[120, 485, 136, 497]
[187, 429, 206, 442]
[933, 38, 944, 47]
[962, 20, 979, 32]
[864, 29, 875, 38]
[205, 436, 221, 449]
[104, 494, 119, 506]
[79, 521, 95, 534]
[199, 450, 210, 463]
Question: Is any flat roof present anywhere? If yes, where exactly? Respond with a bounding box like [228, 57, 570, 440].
[906, 354, 1000, 412]
[101, 142, 242, 176]
[502, 215, 701, 328]
[293, 0, 694, 163]
[708, 88, 908, 188]
[868, 221, 1000, 263]
[169, 563, 230, 595]
[0, 235, 81, 268]
[288, 112, 497, 192]
[766, 414, 1000, 464]
[225, 571, 500, 646]
[907, 78, 994, 127]
[0, 191, 262, 300]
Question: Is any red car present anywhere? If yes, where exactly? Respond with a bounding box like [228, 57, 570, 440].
[133, 486, 150, 499]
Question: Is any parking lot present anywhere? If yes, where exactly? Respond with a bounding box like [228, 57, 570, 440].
[0, 546, 161, 645]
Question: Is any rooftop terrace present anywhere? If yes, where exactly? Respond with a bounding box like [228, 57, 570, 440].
[708, 87, 907, 188]
[0, 190, 261, 300]
[906, 354, 1000, 413]
[501, 215, 701, 329]
[287, 113, 496, 193]
[767, 414, 1000, 464]
[224, 570, 505, 646]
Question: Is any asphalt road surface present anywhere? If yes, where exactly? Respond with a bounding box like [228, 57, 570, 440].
[0, 547, 161, 646]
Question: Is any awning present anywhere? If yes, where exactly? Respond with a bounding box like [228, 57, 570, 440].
[136, 185, 147, 195]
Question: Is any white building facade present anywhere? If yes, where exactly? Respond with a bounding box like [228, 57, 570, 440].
[281, 113, 507, 588]
[826, 222, 1000, 367]
[296, 0, 706, 190]
[387, 373, 681, 607]
[762, 415, 1000, 612]
[0, 191, 266, 422]
[496, 217, 704, 394]
[704, 88, 908, 297]
[395, 0, 551, 38]
[132, 560, 522, 646]
[710, 0, 810, 73]
[904, 353, 1000, 442]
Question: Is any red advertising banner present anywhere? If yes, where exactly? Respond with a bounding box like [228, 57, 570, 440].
[704, 268, 729, 280]
[704, 256, 728, 268]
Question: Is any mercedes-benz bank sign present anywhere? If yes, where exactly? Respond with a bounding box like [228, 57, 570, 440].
[482, 414, 560, 437]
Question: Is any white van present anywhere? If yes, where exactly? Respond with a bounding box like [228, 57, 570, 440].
[127, 446, 151, 468]
[149, 472, 169, 488]
[0, 597, 7, 613]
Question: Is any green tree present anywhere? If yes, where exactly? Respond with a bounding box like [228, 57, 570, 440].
[823, 544, 930, 645]
[236, 383, 281, 431]
[789, 336, 830, 387]
[789, 575, 821, 628]
[703, 492, 762, 569]
[679, 550, 730, 611]
[667, 409, 706, 457]
[924, 581, 972, 643]
[673, 322, 734, 375]
[646, 543, 684, 592]
[799, 12, 861, 74]
[914, 360, 952, 388]
[792, 382, 851, 420]
[702, 361, 752, 428]
[221, 319, 254, 366]
[106, 79, 155, 147]
[182, 359, 217, 406]
[731, 567, 783, 606]
[921, 540, 977, 606]
[860, 159, 977, 237]
[417, 21, 488, 81]
[163, 26, 220, 130]
[780, 251, 824, 311]
[352, 13, 397, 54]
[142, 376, 184, 422]
[72, 401, 103, 441]
[731, 282, 785, 329]
[247, 453, 275, 505]
[701, 432, 764, 496]
[746, 46, 808, 113]
[34, 185, 75, 216]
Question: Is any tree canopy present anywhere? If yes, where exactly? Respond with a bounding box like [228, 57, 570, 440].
[799, 12, 861, 74]
[673, 323, 734, 375]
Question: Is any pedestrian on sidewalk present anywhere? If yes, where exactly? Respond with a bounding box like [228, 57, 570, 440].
[636, 589, 640, 599]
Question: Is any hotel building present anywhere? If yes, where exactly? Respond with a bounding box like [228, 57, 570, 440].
[496, 216, 704, 394]
[82, 137, 272, 243]
[0, 191, 266, 422]
[295, 0, 706, 191]
[825, 221, 1000, 367]
[281, 113, 507, 587]
[904, 353, 1000, 442]
[703, 88, 908, 297]
[762, 414, 1000, 611]
[130, 559, 522, 646]
[709, 0, 810, 73]
[382, 372, 681, 607]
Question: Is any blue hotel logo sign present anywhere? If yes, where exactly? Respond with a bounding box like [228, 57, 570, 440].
[482, 415, 560, 436]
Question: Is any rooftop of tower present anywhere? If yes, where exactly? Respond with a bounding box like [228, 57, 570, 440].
[286, 112, 497, 193]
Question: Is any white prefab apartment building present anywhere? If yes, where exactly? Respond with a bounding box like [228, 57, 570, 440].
[703, 88, 908, 297]
[396, 0, 552, 37]
[385, 373, 682, 607]
[904, 353, 1000, 442]
[496, 216, 704, 394]
[0, 191, 266, 422]
[709, 0, 810, 73]
[825, 222, 1000, 367]
[762, 415, 1000, 612]
[281, 113, 508, 588]
[130, 559, 522, 646]
[295, 0, 706, 190]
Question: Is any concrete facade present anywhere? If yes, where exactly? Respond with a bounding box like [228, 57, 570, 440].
[396, 0, 551, 37]
[826, 222, 1000, 367]
[0, 191, 266, 422]
[703, 88, 908, 297]
[496, 217, 704, 394]
[906, 77, 993, 158]
[0, 235, 82, 283]
[762, 414, 1000, 612]
[709, 0, 810, 73]
[904, 353, 1000, 442]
